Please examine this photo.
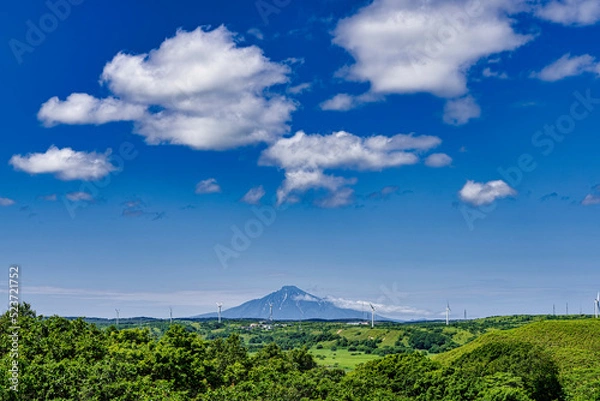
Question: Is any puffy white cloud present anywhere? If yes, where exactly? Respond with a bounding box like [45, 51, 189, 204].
[535, 0, 600, 26]
[195, 178, 221, 194]
[443, 95, 482, 126]
[582, 194, 600, 206]
[38, 93, 145, 126]
[532, 53, 600, 81]
[241, 186, 266, 205]
[9, 146, 116, 181]
[0, 197, 16, 206]
[425, 153, 453, 167]
[261, 131, 444, 206]
[459, 179, 517, 206]
[261, 131, 439, 171]
[37, 26, 296, 150]
[332, 0, 532, 98]
[66, 192, 94, 202]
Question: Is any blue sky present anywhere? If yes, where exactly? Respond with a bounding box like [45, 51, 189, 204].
[1, 0, 600, 319]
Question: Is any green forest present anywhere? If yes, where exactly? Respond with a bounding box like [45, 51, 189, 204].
[2, 304, 599, 401]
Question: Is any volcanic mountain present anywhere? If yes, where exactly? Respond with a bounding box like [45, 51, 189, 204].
[196, 286, 370, 321]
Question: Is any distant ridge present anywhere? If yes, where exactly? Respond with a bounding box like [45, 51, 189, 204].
[195, 285, 376, 321]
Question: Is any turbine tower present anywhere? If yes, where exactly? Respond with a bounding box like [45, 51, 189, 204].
[169, 307, 173, 324]
[115, 309, 120, 328]
[595, 293, 600, 318]
[369, 303, 376, 329]
[268, 303, 273, 322]
[445, 302, 451, 326]
[216, 303, 223, 324]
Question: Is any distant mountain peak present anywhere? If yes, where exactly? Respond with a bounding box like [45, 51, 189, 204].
[195, 285, 370, 321]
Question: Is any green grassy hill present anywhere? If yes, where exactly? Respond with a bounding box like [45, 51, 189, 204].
[434, 319, 600, 401]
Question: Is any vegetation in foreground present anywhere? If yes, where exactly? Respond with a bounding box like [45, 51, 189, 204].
[1, 304, 598, 400]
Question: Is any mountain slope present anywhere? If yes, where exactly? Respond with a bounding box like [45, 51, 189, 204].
[197, 286, 372, 321]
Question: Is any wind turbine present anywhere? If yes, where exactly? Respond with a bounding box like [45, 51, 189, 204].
[268, 303, 273, 322]
[115, 309, 120, 328]
[369, 303, 376, 328]
[216, 303, 223, 324]
[169, 307, 173, 324]
[595, 293, 600, 318]
[445, 302, 451, 326]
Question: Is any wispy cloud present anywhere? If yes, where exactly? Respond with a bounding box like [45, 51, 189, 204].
[195, 178, 221, 194]
[0, 197, 16, 206]
[532, 53, 600, 82]
[66, 192, 94, 202]
[582, 194, 600, 206]
[37, 194, 57, 201]
[9, 285, 258, 311]
[241, 185, 266, 205]
[325, 296, 431, 316]
[443, 96, 482, 126]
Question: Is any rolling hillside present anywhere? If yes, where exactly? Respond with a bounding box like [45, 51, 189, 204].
[434, 319, 600, 400]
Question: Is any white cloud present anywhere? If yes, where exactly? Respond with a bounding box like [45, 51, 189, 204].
[582, 194, 600, 206]
[37, 26, 295, 151]
[38, 93, 145, 126]
[9, 146, 116, 181]
[325, 296, 430, 316]
[261, 131, 440, 171]
[320, 94, 356, 111]
[332, 0, 532, 98]
[459, 180, 517, 206]
[482, 67, 508, 79]
[275, 169, 357, 206]
[425, 153, 453, 167]
[535, 0, 600, 26]
[292, 294, 320, 302]
[19, 285, 257, 311]
[66, 192, 94, 202]
[315, 187, 355, 208]
[0, 197, 16, 206]
[261, 130, 443, 206]
[319, 92, 382, 111]
[287, 82, 312, 94]
[247, 28, 264, 40]
[241, 185, 266, 204]
[443, 96, 482, 126]
[195, 178, 221, 194]
[532, 53, 600, 81]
